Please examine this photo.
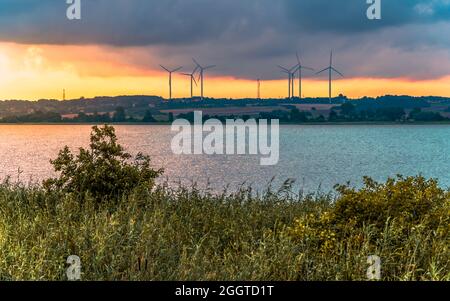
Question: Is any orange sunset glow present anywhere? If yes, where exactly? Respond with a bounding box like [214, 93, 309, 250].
[1, 42, 450, 101]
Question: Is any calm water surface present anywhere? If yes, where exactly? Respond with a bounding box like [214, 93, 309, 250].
[0, 124, 449, 193]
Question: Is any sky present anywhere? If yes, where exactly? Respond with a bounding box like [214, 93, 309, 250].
[0, 0, 450, 100]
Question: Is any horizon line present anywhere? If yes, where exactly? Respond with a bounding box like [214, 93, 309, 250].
[1, 94, 450, 103]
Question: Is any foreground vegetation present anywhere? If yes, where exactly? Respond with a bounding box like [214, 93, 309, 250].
[0, 126, 448, 281]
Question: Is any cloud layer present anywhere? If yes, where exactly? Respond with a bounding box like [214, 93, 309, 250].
[1, 0, 450, 80]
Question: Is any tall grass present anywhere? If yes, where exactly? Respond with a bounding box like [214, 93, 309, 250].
[0, 177, 448, 281]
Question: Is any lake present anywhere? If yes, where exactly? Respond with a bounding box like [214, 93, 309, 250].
[0, 124, 449, 193]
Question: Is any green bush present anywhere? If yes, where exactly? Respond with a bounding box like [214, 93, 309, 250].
[332, 176, 449, 234]
[287, 175, 449, 280]
[43, 125, 163, 202]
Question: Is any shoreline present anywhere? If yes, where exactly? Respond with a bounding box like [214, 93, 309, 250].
[1, 121, 450, 126]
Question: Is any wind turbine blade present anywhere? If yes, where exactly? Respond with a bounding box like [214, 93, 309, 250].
[302, 66, 314, 71]
[172, 67, 183, 73]
[181, 73, 191, 76]
[204, 65, 216, 70]
[193, 66, 199, 74]
[316, 67, 330, 75]
[290, 64, 300, 72]
[296, 52, 301, 65]
[193, 76, 198, 86]
[278, 65, 289, 72]
[331, 67, 344, 77]
[160, 65, 170, 73]
[330, 51, 333, 67]
[192, 58, 201, 68]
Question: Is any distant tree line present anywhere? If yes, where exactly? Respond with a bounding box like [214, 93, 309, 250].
[327, 103, 448, 122]
[173, 105, 448, 124]
[1, 104, 448, 124]
[0, 111, 63, 123]
[0, 107, 162, 124]
[1, 94, 449, 119]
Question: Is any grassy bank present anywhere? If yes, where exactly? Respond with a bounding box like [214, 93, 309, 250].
[0, 176, 448, 281]
[0, 125, 448, 281]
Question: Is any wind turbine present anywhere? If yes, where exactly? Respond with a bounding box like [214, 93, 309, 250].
[278, 66, 291, 98]
[257, 78, 261, 99]
[316, 51, 343, 103]
[181, 67, 198, 98]
[295, 52, 314, 100]
[160, 65, 183, 101]
[192, 58, 216, 100]
[278, 64, 299, 99]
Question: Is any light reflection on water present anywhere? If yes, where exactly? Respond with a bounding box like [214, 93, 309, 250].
[0, 124, 449, 193]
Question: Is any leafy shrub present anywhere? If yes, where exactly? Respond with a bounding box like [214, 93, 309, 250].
[288, 176, 449, 262]
[43, 125, 163, 202]
[332, 176, 449, 233]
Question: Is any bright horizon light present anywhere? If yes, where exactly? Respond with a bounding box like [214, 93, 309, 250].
[1, 42, 450, 101]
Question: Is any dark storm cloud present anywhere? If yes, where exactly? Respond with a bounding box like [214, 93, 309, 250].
[284, 0, 450, 34]
[0, 0, 283, 46]
[1, 0, 449, 46]
[0, 0, 449, 79]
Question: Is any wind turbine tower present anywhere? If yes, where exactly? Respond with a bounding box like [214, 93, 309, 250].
[278, 65, 299, 99]
[160, 65, 183, 101]
[257, 79, 261, 99]
[295, 52, 314, 100]
[193, 58, 216, 100]
[181, 67, 198, 98]
[316, 51, 343, 103]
